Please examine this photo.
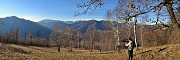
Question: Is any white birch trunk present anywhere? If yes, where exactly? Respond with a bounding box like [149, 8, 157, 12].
[133, 17, 138, 49]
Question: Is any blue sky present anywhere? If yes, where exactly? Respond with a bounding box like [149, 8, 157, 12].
[0, 0, 118, 22]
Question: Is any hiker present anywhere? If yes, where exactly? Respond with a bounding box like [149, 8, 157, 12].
[125, 37, 135, 60]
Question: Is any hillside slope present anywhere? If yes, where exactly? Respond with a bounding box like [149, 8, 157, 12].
[0, 16, 51, 38]
[38, 19, 67, 29]
[38, 20, 112, 33]
[0, 44, 179, 60]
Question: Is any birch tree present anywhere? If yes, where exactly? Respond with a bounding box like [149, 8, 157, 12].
[76, 0, 180, 50]
[105, 10, 122, 51]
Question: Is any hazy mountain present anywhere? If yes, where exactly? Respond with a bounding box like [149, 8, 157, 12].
[0, 16, 51, 38]
[38, 19, 67, 29]
[0, 16, 112, 38]
[69, 20, 107, 33]
[0, 16, 125, 38]
[63, 21, 74, 24]
[38, 19, 112, 33]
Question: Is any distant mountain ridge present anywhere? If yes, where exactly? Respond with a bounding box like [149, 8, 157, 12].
[0, 16, 51, 38]
[0, 16, 113, 38]
[38, 19, 67, 29]
[38, 20, 112, 33]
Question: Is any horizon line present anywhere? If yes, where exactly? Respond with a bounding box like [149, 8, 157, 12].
[0, 16, 105, 22]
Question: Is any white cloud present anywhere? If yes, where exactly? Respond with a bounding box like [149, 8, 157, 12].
[73, 18, 103, 21]
[19, 16, 43, 22]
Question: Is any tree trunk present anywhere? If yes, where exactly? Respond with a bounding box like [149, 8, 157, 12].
[128, 26, 131, 38]
[69, 42, 73, 52]
[140, 26, 144, 47]
[58, 46, 60, 52]
[77, 32, 80, 49]
[57, 42, 61, 52]
[117, 27, 120, 51]
[115, 27, 120, 51]
[90, 39, 93, 52]
[133, 17, 138, 50]
[78, 40, 80, 49]
[165, 0, 178, 28]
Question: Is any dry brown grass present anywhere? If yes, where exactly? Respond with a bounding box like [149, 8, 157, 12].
[0, 44, 179, 60]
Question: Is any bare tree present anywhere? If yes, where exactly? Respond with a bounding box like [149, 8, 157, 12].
[98, 30, 103, 52]
[86, 26, 98, 52]
[5, 28, 19, 44]
[140, 15, 148, 47]
[24, 32, 32, 45]
[50, 26, 61, 52]
[69, 35, 73, 52]
[175, 0, 180, 23]
[105, 10, 122, 51]
[77, 31, 82, 49]
[35, 31, 41, 39]
[14, 28, 19, 44]
[76, 0, 180, 51]
[61, 27, 74, 52]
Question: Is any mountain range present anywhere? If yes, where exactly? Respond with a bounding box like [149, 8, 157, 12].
[0, 16, 51, 38]
[39, 20, 112, 33]
[0, 16, 112, 38]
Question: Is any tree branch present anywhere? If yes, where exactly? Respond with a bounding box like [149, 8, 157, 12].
[126, 2, 165, 21]
[75, 0, 104, 16]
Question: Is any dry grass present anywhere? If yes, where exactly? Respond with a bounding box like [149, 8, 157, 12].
[0, 44, 179, 60]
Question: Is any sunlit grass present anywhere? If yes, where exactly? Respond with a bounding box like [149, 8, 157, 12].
[0, 44, 179, 60]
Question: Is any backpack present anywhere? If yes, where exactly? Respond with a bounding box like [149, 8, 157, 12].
[129, 41, 136, 50]
[132, 41, 136, 49]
